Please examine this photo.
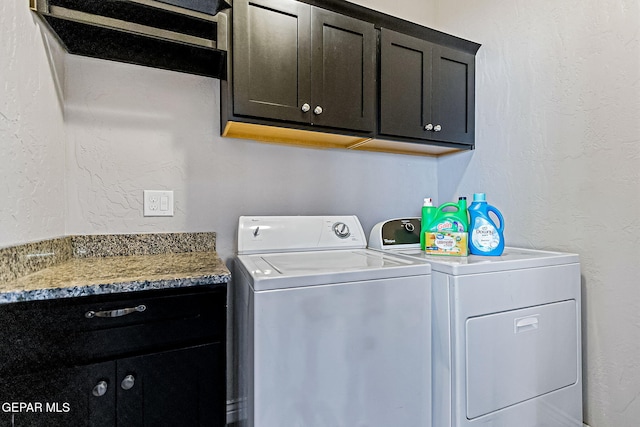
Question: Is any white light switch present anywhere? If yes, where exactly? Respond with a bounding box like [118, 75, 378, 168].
[144, 190, 174, 217]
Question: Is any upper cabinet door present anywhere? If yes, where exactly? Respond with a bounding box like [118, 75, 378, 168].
[233, 0, 311, 123]
[431, 45, 475, 145]
[379, 29, 432, 140]
[379, 28, 476, 147]
[310, 8, 375, 132]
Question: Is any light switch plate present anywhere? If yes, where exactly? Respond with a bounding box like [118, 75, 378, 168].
[143, 190, 174, 217]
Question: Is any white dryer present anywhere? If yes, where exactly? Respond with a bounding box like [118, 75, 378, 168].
[370, 218, 583, 427]
[233, 216, 432, 427]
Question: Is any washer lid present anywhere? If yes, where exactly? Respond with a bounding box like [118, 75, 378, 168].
[389, 246, 579, 275]
[237, 249, 431, 291]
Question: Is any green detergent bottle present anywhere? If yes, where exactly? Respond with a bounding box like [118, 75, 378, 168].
[428, 197, 468, 233]
[423, 197, 469, 256]
[420, 198, 436, 250]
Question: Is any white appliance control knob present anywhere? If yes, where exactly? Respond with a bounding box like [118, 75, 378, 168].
[333, 222, 351, 239]
[404, 222, 415, 232]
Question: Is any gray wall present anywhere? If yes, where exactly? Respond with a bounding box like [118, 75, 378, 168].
[61, 54, 439, 260]
[2, 0, 640, 425]
[0, 0, 66, 247]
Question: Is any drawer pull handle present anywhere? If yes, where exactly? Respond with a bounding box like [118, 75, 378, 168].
[92, 381, 108, 397]
[85, 304, 146, 319]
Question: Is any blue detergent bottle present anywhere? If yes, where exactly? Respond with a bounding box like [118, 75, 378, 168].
[468, 193, 505, 256]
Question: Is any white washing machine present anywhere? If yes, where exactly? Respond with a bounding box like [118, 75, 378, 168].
[233, 216, 432, 427]
[369, 218, 583, 427]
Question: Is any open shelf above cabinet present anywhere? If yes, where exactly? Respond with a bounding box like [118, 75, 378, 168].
[29, 0, 231, 78]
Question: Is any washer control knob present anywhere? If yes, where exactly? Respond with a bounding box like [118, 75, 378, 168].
[333, 222, 351, 239]
[403, 222, 415, 232]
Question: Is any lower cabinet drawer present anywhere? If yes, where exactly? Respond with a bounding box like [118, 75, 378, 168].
[0, 286, 226, 375]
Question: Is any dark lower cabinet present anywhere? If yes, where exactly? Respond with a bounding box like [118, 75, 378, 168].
[117, 344, 224, 427]
[379, 28, 476, 147]
[0, 286, 226, 427]
[0, 362, 114, 427]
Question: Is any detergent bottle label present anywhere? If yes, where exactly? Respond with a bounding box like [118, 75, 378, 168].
[471, 218, 500, 251]
[434, 220, 466, 232]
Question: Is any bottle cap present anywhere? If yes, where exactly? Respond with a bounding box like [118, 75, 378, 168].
[473, 193, 486, 202]
[423, 198, 433, 206]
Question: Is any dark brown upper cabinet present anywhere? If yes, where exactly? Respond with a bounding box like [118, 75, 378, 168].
[379, 28, 476, 148]
[231, 0, 376, 133]
[222, 0, 480, 156]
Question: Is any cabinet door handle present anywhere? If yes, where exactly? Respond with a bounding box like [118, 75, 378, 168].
[121, 375, 135, 390]
[85, 304, 146, 319]
[434, 124, 442, 132]
[92, 381, 108, 397]
[301, 103, 311, 113]
[313, 105, 323, 115]
[424, 123, 434, 131]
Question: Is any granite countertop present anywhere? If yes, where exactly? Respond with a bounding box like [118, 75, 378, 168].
[0, 233, 230, 304]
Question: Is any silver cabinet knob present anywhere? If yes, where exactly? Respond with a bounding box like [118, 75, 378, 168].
[313, 106, 323, 115]
[121, 375, 135, 390]
[92, 381, 108, 397]
[301, 103, 311, 113]
[424, 123, 434, 131]
[434, 124, 442, 132]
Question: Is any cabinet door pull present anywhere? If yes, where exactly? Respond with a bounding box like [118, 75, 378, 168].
[424, 123, 434, 131]
[313, 106, 323, 115]
[434, 124, 442, 132]
[121, 374, 136, 390]
[301, 103, 311, 113]
[92, 380, 108, 397]
[85, 304, 146, 319]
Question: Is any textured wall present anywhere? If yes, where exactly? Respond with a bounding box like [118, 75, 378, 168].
[432, 1, 640, 426]
[63, 54, 439, 261]
[0, 0, 66, 248]
[350, 0, 435, 27]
